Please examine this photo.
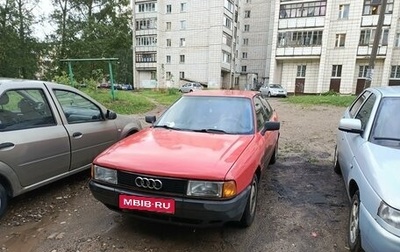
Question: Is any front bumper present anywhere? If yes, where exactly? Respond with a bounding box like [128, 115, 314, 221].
[360, 203, 400, 251]
[89, 180, 250, 227]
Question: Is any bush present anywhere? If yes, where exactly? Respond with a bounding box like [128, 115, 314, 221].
[321, 90, 339, 96]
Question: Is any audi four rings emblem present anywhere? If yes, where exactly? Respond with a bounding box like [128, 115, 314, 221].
[135, 177, 163, 190]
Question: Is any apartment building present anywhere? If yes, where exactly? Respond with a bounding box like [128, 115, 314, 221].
[269, 0, 400, 95]
[132, 0, 276, 90]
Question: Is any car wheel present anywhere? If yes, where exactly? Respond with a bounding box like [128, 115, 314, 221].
[239, 175, 259, 228]
[267, 92, 271, 97]
[348, 190, 362, 252]
[189, 89, 193, 92]
[0, 183, 8, 218]
[334, 146, 341, 175]
[269, 139, 278, 165]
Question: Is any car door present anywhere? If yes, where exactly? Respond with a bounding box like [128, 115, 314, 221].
[52, 89, 119, 170]
[340, 92, 376, 181]
[0, 88, 70, 187]
[253, 96, 276, 167]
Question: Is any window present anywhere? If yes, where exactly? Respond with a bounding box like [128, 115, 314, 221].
[166, 55, 171, 64]
[180, 38, 186, 47]
[166, 39, 171, 47]
[224, 0, 234, 12]
[224, 15, 232, 30]
[335, 34, 346, 47]
[166, 72, 172, 80]
[222, 51, 231, 63]
[349, 91, 371, 117]
[54, 90, 102, 124]
[332, 65, 342, 77]
[138, 3, 156, 13]
[245, 11, 251, 18]
[0, 89, 55, 131]
[390, 66, 400, 78]
[242, 52, 248, 59]
[355, 93, 376, 131]
[136, 53, 157, 63]
[278, 30, 323, 47]
[180, 20, 186, 30]
[180, 55, 185, 63]
[222, 33, 232, 47]
[166, 22, 171, 31]
[243, 38, 249, 45]
[136, 18, 157, 30]
[339, 4, 349, 19]
[242, 66, 247, 72]
[151, 71, 156, 80]
[254, 97, 270, 131]
[359, 29, 389, 46]
[180, 72, 185, 79]
[363, 0, 394, 15]
[279, 1, 327, 19]
[297, 65, 306, 77]
[359, 65, 370, 78]
[180, 3, 187, 12]
[244, 25, 250, 32]
[166, 4, 171, 13]
[136, 36, 157, 46]
[396, 33, 400, 47]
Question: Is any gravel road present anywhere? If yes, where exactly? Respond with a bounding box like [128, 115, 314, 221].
[0, 98, 350, 252]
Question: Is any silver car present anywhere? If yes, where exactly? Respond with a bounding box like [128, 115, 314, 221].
[259, 84, 287, 97]
[0, 78, 142, 217]
[334, 86, 400, 251]
[179, 82, 203, 93]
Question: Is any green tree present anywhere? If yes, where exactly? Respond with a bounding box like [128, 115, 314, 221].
[0, 0, 41, 78]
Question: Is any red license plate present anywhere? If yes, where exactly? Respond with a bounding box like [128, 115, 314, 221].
[119, 195, 175, 214]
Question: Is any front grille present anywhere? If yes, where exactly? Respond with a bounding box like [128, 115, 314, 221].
[117, 171, 187, 195]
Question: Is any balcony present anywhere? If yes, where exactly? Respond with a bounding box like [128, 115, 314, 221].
[276, 46, 322, 57]
[361, 15, 392, 27]
[357, 46, 387, 56]
[278, 16, 325, 29]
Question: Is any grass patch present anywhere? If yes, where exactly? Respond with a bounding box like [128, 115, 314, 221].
[81, 88, 181, 114]
[286, 94, 355, 107]
[84, 89, 155, 114]
[138, 88, 181, 105]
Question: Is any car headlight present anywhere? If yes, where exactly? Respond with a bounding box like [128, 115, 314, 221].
[187, 180, 236, 198]
[92, 165, 117, 184]
[378, 201, 400, 229]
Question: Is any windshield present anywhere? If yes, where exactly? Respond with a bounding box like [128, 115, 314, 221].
[370, 97, 400, 148]
[156, 96, 254, 134]
[270, 84, 283, 89]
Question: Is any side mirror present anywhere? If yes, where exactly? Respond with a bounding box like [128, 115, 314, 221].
[338, 118, 363, 134]
[145, 115, 156, 124]
[106, 110, 117, 120]
[261, 121, 280, 136]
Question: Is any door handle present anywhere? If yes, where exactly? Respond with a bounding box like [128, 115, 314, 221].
[72, 132, 83, 138]
[0, 142, 15, 149]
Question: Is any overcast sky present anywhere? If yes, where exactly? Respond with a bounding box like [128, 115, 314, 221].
[32, 0, 54, 40]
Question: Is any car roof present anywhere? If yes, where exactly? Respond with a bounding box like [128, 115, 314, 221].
[184, 89, 258, 98]
[370, 86, 400, 98]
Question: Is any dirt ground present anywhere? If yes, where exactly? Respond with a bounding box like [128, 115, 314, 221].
[0, 98, 350, 252]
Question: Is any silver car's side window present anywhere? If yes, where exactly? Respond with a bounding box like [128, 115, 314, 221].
[355, 93, 376, 131]
[0, 89, 56, 131]
[54, 90, 103, 124]
[349, 91, 371, 118]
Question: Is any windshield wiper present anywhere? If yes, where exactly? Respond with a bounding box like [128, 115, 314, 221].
[373, 137, 400, 142]
[153, 125, 183, 131]
[192, 128, 227, 134]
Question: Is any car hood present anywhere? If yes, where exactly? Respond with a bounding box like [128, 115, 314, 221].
[360, 143, 400, 208]
[94, 128, 254, 180]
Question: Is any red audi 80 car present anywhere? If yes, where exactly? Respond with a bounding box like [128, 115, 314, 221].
[89, 90, 280, 227]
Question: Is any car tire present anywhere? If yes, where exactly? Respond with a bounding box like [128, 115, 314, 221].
[348, 190, 362, 252]
[0, 183, 8, 218]
[334, 146, 341, 175]
[267, 92, 271, 97]
[269, 139, 278, 165]
[239, 175, 259, 228]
